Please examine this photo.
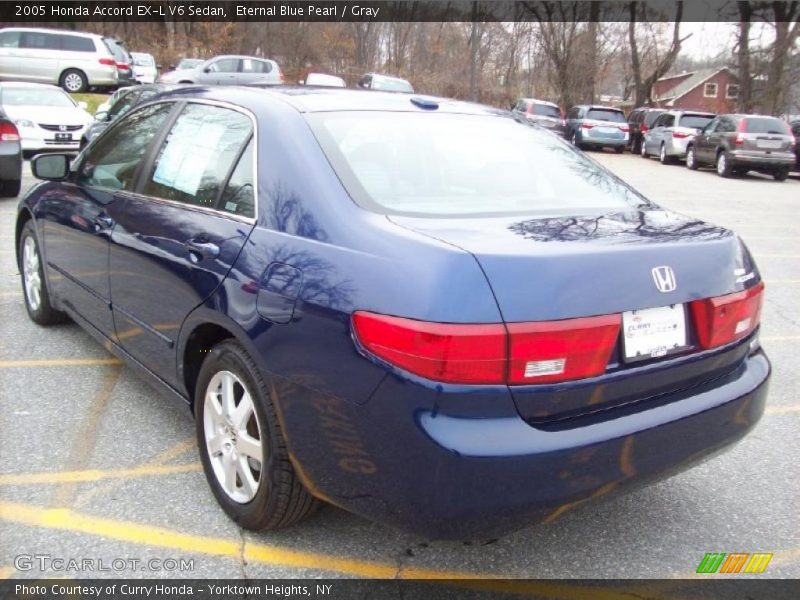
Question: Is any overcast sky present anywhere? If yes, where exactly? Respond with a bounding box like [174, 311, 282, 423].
[679, 22, 777, 60]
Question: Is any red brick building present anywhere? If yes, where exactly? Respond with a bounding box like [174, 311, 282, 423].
[652, 67, 740, 113]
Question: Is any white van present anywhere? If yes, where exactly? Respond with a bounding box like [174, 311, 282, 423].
[0, 27, 119, 92]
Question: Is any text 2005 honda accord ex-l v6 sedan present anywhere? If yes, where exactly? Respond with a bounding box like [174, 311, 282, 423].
[16, 88, 770, 539]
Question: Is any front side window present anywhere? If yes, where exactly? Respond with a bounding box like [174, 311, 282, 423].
[77, 103, 173, 191]
[144, 103, 252, 210]
[209, 59, 239, 73]
[107, 90, 142, 119]
[309, 112, 647, 217]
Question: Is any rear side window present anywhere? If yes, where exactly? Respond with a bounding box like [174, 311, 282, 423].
[61, 35, 95, 52]
[743, 117, 791, 135]
[0, 31, 21, 48]
[144, 103, 252, 210]
[209, 59, 239, 73]
[679, 114, 714, 130]
[586, 109, 626, 123]
[20, 32, 59, 50]
[310, 112, 647, 217]
[532, 104, 561, 118]
[78, 103, 173, 191]
[242, 59, 271, 74]
[219, 140, 255, 218]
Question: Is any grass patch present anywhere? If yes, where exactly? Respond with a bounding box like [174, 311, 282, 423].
[70, 92, 110, 115]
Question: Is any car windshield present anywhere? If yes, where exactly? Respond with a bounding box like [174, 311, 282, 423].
[532, 104, 561, 118]
[371, 77, 414, 93]
[679, 114, 714, 130]
[743, 117, 791, 134]
[310, 112, 647, 217]
[586, 109, 626, 123]
[1, 87, 75, 108]
[177, 59, 203, 70]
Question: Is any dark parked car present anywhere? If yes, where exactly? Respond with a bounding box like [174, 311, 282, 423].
[16, 88, 770, 540]
[790, 120, 800, 172]
[686, 114, 795, 180]
[511, 97, 566, 138]
[81, 84, 182, 148]
[0, 109, 22, 196]
[627, 107, 666, 154]
[565, 104, 629, 152]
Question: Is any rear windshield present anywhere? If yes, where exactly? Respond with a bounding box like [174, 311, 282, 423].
[103, 39, 130, 62]
[743, 117, 791, 134]
[309, 112, 647, 217]
[586, 109, 626, 123]
[643, 111, 666, 126]
[371, 77, 414, 93]
[132, 53, 154, 66]
[532, 103, 561, 118]
[679, 114, 714, 130]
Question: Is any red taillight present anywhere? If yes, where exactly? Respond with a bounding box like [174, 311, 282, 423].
[507, 315, 621, 384]
[673, 131, 689, 139]
[99, 58, 116, 66]
[690, 282, 764, 350]
[581, 123, 594, 129]
[735, 135, 744, 145]
[0, 121, 19, 142]
[116, 62, 129, 70]
[351, 312, 507, 384]
[735, 119, 745, 145]
[352, 311, 622, 385]
[641, 124, 648, 133]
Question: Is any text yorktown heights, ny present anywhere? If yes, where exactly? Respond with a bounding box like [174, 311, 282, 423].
[16, 583, 334, 597]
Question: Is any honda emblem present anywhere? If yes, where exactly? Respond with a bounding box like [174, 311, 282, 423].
[58, 125, 67, 132]
[652, 266, 676, 293]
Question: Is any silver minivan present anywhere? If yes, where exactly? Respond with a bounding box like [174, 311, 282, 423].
[0, 27, 119, 92]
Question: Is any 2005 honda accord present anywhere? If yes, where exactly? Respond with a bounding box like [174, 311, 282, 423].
[16, 87, 770, 539]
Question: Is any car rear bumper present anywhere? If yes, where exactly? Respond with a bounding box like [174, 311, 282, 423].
[730, 151, 795, 168]
[582, 135, 627, 147]
[287, 348, 769, 539]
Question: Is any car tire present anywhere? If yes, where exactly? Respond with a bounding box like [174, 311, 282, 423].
[570, 131, 583, 149]
[60, 69, 88, 93]
[1, 179, 21, 197]
[716, 151, 733, 178]
[640, 140, 648, 158]
[195, 339, 320, 531]
[685, 146, 699, 170]
[659, 143, 673, 165]
[19, 221, 69, 326]
[774, 168, 789, 181]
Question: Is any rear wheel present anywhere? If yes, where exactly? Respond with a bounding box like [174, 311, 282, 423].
[195, 340, 319, 531]
[774, 168, 789, 181]
[640, 140, 648, 158]
[685, 146, 698, 170]
[716, 151, 733, 177]
[19, 221, 68, 326]
[60, 69, 88, 93]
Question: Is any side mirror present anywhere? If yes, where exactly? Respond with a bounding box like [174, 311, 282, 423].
[77, 101, 88, 110]
[31, 154, 70, 181]
[95, 111, 109, 122]
[203, 67, 211, 73]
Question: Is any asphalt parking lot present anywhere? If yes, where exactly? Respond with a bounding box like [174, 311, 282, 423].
[1, 154, 798, 585]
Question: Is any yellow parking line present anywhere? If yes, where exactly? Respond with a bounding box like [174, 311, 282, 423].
[0, 500, 684, 599]
[0, 463, 201, 486]
[765, 405, 800, 416]
[0, 566, 16, 579]
[0, 358, 121, 368]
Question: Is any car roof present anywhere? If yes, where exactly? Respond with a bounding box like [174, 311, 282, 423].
[521, 98, 559, 107]
[0, 27, 102, 39]
[157, 86, 506, 117]
[212, 55, 275, 61]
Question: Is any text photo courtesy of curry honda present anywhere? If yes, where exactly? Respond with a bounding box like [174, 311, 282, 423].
[1, 0, 799, 594]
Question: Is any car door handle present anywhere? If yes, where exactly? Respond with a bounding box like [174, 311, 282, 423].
[93, 214, 115, 230]
[185, 238, 220, 260]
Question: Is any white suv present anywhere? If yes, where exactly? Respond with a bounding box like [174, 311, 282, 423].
[0, 27, 119, 92]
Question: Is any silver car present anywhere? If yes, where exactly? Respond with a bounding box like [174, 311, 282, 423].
[159, 55, 283, 85]
[0, 27, 119, 92]
[641, 110, 716, 164]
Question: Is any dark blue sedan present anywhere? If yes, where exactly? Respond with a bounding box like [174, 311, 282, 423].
[15, 87, 770, 539]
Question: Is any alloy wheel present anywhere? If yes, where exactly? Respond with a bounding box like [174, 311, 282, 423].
[686, 148, 695, 169]
[203, 370, 264, 503]
[64, 73, 83, 92]
[717, 153, 727, 176]
[22, 236, 41, 312]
